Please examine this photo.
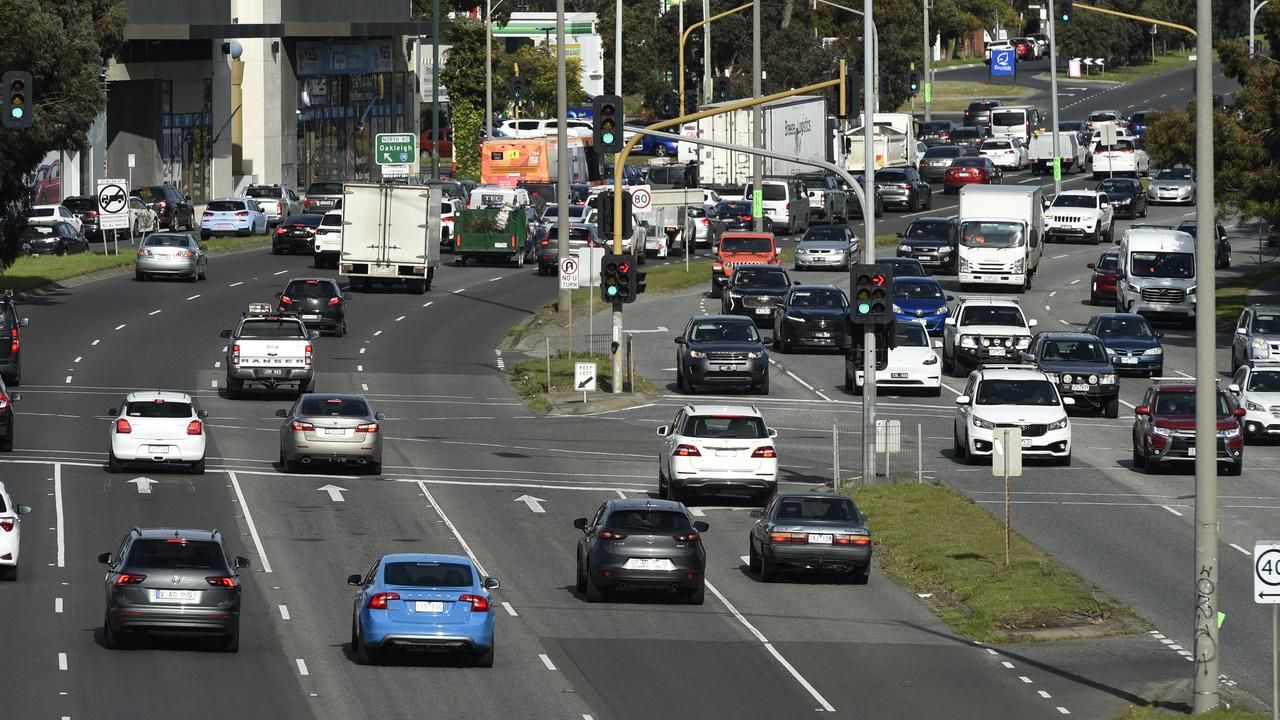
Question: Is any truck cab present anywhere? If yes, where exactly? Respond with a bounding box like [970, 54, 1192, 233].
[956, 185, 1044, 291]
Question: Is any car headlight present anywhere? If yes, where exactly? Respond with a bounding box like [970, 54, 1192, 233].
[1061, 373, 1074, 384]
[899, 245, 911, 253]
[747, 351, 764, 359]
[960, 335, 977, 348]
[1151, 426, 1173, 437]
[923, 355, 938, 365]
[1247, 399, 1266, 412]
[1011, 258, 1025, 272]
[688, 350, 705, 358]
[1016, 337, 1031, 350]
[1219, 426, 1241, 438]
[1144, 347, 1163, 356]
[893, 304, 903, 313]
[1187, 286, 1196, 295]
[1253, 337, 1268, 352]
[938, 305, 950, 314]
[972, 416, 995, 430]
[1100, 374, 1117, 385]
[938, 246, 952, 254]
[785, 313, 807, 322]
[959, 257, 971, 271]
[1127, 283, 1139, 292]
[1087, 374, 1099, 384]
[1048, 417, 1069, 431]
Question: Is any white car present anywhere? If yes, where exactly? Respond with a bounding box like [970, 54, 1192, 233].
[984, 40, 1014, 62]
[953, 365, 1074, 465]
[656, 404, 779, 505]
[942, 297, 1037, 378]
[440, 198, 461, 251]
[1045, 190, 1115, 244]
[1086, 111, 1126, 131]
[28, 204, 83, 233]
[1229, 363, 1280, 441]
[979, 137, 1027, 170]
[1091, 138, 1150, 179]
[107, 391, 208, 474]
[313, 208, 343, 269]
[847, 320, 942, 396]
[0, 481, 32, 581]
[497, 118, 593, 138]
[127, 197, 159, 235]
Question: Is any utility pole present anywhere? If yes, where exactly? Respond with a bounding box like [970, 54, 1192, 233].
[556, 0, 572, 317]
[1048, 4, 1062, 195]
[1251, 0, 1271, 57]
[485, 0, 494, 140]
[702, 0, 713, 104]
[431, 0, 441, 179]
[752, 0, 762, 232]
[615, 0, 622, 94]
[1191, 0, 1219, 711]
[861, 0, 877, 484]
[922, 0, 931, 122]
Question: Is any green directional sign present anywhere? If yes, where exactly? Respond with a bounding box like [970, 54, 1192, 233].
[1053, 157, 1063, 183]
[752, 189, 763, 219]
[924, 82, 932, 103]
[374, 133, 417, 166]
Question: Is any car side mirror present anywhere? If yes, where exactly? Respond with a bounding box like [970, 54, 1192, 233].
[484, 576, 501, 590]
[375, 412, 386, 421]
[198, 409, 209, 419]
[1087, 262, 1096, 270]
[235, 556, 251, 569]
[98, 552, 112, 565]
[895, 232, 903, 238]
[573, 518, 589, 530]
[275, 409, 288, 417]
[8, 393, 18, 402]
[955, 395, 971, 405]
[655, 425, 669, 436]
[749, 510, 763, 519]
[220, 329, 232, 338]
[16, 504, 30, 515]
[769, 428, 778, 438]
[674, 336, 686, 345]
[107, 408, 119, 417]
[1236, 327, 1248, 335]
[1135, 404, 1150, 416]
[1022, 353, 1036, 362]
[343, 293, 353, 300]
[693, 521, 710, 533]
[309, 331, 321, 340]
[1062, 397, 1076, 406]
[1229, 383, 1241, 394]
[1234, 406, 1247, 418]
[1028, 319, 1038, 328]
[1154, 331, 1164, 339]
[347, 573, 363, 586]
[18, 318, 28, 328]
[944, 317, 956, 326]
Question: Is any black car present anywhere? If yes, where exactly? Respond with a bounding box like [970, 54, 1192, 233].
[714, 200, 773, 233]
[303, 181, 345, 212]
[22, 222, 89, 256]
[573, 499, 709, 604]
[130, 185, 195, 231]
[963, 99, 1002, 128]
[1175, 220, 1231, 269]
[675, 315, 770, 394]
[919, 120, 957, 147]
[272, 213, 324, 255]
[1025, 331, 1120, 417]
[897, 217, 959, 273]
[849, 176, 885, 218]
[879, 256, 929, 278]
[721, 265, 791, 324]
[874, 166, 932, 211]
[0, 376, 19, 450]
[1095, 178, 1147, 219]
[949, 127, 987, 155]
[772, 285, 851, 353]
[748, 492, 872, 583]
[62, 195, 103, 239]
[276, 277, 350, 336]
[99, 527, 250, 651]
[0, 294, 29, 386]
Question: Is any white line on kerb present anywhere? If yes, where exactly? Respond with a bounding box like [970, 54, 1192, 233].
[58, 652, 68, 671]
[54, 463, 65, 568]
[704, 581, 836, 711]
[501, 601, 518, 617]
[416, 481, 487, 576]
[539, 653, 556, 670]
[1162, 505, 1183, 517]
[114, 324, 126, 330]
[1230, 543, 1252, 556]
[279, 605, 291, 620]
[228, 471, 273, 573]
[373, 330, 383, 337]
[295, 658, 309, 675]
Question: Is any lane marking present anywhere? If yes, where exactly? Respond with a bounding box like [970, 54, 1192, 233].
[228, 471, 273, 573]
[416, 481, 488, 576]
[1162, 505, 1183, 517]
[423, 301, 434, 308]
[214, 362, 221, 368]
[1120, 399, 1136, 409]
[361, 383, 369, 391]
[1057, 708, 1071, 715]
[1051, 254, 1068, 260]
[64, 376, 72, 384]
[186, 294, 201, 301]
[1230, 543, 1252, 556]
[1069, 279, 1080, 285]
[1045, 305, 1051, 311]
[1002, 661, 1015, 669]
[114, 324, 126, 330]
[689, 507, 706, 517]
[1019, 676, 1032, 683]
[357, 365, 363, 372]
[73, 356, 82, 363]
[615, 490, 627, 499]
[54, 463, 64, 568]
[1175, 370, 1194, 379]
[279, 605, 291, 620]
[229, 281, 244, 287]
[274, 270, 288, 276]
[539, 653, 557, 670]
[1039, 690, 1052, 698]
[1048, 291, 1057, 298]
[148, 310, 162, 316]
[373, 330, 383, 337]
[55, 597, 63, 613]
[453, 288, 466, 294]
[58, 652, 67, 671]
[704, 581, 836, 712]
[359, 348, 366, 354]
[91, 339, 100, 346]
[502, 601, 518, 617]
[210, 379, 218, 388]
[395, 315, 406, 322]
[785, 370, 815, 392]
[1059, 319, 1071, 325]
[489, 276, 503, 282]
[296, 658, 309, 675]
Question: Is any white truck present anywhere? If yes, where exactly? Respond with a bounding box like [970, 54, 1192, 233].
[957, 185, 1045, 292]
[220, 304, 319, 399]
[339, 182, 441, 294]
[843, 113, 921, 172]
[637, 188, 702, 258]
[693, 96, 827, 188]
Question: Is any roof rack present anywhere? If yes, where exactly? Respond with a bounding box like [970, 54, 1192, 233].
[1127, 224, 1178, 230]
[980, 363, 1039, 371]
[956, 295, 1020, 302]
[246, 303, 274, 316]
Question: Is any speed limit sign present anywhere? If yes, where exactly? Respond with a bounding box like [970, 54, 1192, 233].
[630, 185, 652, 210]
[1255, 543, 1280, 603]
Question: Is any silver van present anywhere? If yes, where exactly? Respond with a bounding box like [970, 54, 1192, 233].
[742, 178, 811, 235]
[1115, 227, 1197, 325]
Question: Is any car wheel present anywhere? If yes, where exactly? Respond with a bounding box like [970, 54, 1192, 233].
[134, 270, 144, 282]
[909, 195, 920, 212]
[749, 540, 762, 573]
[687, 583, 705, 605]
[227, 377, 243, 399]
[335, 323, 347, 338]
[0, 430, 12, 452]
[199, 263, 207, 281]
[6, 369, 18, 388]
[367, 460, 382, 476]
[755, 373, 769, 395]
[221, 625, 240, 653]
[475, 638, 495, 668]
[103, 613, 125, 650]
[759, 554, 774, 582]
[1058, 453, 1072, 467]
[844, 368, 854, 393]
[108, 450, 123, 473]
[953, 428, 965, 459]
[191, 458, 205, 475]
[710, 281, 722, 299]
[584, 566, 605, 603]
[576, 555, 588, 594]
[676, 367, 692, 394]
[354, 624, 376, 665]
[1104, 399, 1120, 419]
[963, 433, 981, 465]
[927, 384, 942, 397]
[850, 565, 870, 585]
[1144, 443, 1161, 474]
[271, 244, 282, 255]
[1224, 461, 1243, 477]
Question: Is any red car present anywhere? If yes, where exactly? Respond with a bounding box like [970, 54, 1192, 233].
[1087, 249, 1120, 305]
[1014, 39, 1034, 60]
[1132, 382, 1244, 475]
[943, 157, 1002, 193]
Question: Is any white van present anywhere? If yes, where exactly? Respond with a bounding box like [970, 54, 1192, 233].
[468, 186, 532, 210]
[1027, 132, 1086, 175]
[989, 105, 1042, 144]
[1115, 227, 1197, 324]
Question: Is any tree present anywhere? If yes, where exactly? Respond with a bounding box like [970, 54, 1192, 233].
[0, 0, 126, 268]
[440, 18, 489, 180]
[503, 45, 588, 118]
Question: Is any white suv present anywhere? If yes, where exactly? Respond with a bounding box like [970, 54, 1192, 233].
[656, 404, 779, 505]
[942, 297, 1037, 378]
[1229, 363, 1280, 441]
[953, 365, 1074, 465]
[1045, 190, 1114, 244]
[313, 209, 343, 269]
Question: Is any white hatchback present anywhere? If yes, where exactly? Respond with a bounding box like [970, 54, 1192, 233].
[0, 481, 32, 580]
[979, 137, 1027, 170]
[848, 321, 942, 396]
[657, 404, 779, 505]
[107, 391, 208, 474]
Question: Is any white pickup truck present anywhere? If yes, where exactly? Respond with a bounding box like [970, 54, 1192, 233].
[220, 305, 318, 398]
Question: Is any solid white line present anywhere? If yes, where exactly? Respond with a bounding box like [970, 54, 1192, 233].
[91, 339, 100, 346]
[186, 294, 201, 301]
[230, 281, 244, 287]
[279, 604, 290, 620]
[55, 597, 63, 613]
[815, 389, 833, 401]
[539, 653, 557, 670]
[373, 330, 383, 337]
[114, 324, 126, 330]
[704, 581, 836, 712]
[148, 310, 161, 316]
[416, 481, 488, 576]
[502, 601, 518, 617]
[274, 270, 288, 276]
[54, 463, 64, 568]
[785, 370, 815, 391]
[1230, 543, 1252, 556]
[295, 658, 309, 675]
[73, 356, 82, 363]
[58, 652, 67, 671]
[1162, 505, 1183, 517]
[395, 315, 406, 322]
[228, 471, 273, 573]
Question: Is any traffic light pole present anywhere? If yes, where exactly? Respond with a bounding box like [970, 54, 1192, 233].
[678, 2, 751, 116]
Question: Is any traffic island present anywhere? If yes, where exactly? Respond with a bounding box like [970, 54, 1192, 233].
[1115, 703, 1268, 719]
[507, 351, 661, 413]
[847, 482, 1142, 643]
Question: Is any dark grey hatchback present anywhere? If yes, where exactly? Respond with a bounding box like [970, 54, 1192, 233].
[574, 499, 709, 604]
[748, 493, 872, 583]
[100, 528, 250, 651]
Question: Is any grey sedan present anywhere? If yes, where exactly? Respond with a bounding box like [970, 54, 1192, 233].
[1146, 166, 1196, 205]
[748, 492, 872, 583]
[135, 233, 208, 281]
[277, 393, 384, 474]
[794, 226, 857, 271]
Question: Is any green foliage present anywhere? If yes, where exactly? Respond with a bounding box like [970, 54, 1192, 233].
[504, 45, 588, 117]
[451, 100, 483, 180]
[0, 0, 126, 270]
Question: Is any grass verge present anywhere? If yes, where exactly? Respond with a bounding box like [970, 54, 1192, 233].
[508, 351, 660, 410]
[1116, 707, 1266, 720]
[0, 234, 271, 293]
[850, 483, 1133, 642]
[1216, 265, 1280, 325]
[897, 80, 1035, 113]
[1082, 53, 1197, 85]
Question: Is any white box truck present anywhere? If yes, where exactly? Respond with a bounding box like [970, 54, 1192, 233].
[957, 185, 1045, 292]
[694, 96, 827, 188]
[340, 182, 441, 294]
[843, 113, 921, 172]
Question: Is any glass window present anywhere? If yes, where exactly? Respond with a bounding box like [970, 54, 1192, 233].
[720, 235, 773, 253]
[284, 280, 339, 299]
[237, 320, 307, 338]
[207, 200, 245, 212]
[606, 510, 694, 533]
[894, 280, 943, 299]
[320, 213, 342, 227]
[1096, 316, 1154, 339]
[773, 496, 858, 522]
[976, 379, 1060, 406]
[245, 186, 281, 198]
[1252, 314, 1280, 334]
[743, 183, 787, 201]
[1097, 253, 1119, 271]
[905, 221, 951, 241]
[143, 235, 193, 247]
[1052, 195, 1098, 209]
[125, 539, 225, 570]
[788, 288, 847, 308]
[991, 111, 1024, 127]
[124, 400, 193, 418]
[959, 221, 1024, 249]
[801, 227, 850, 242]
[1154, 390, 1229, 415]
[896, 323, 929, 347]
[1129, 252, 1194, 279]
[876, 170, 908, 182]
[688, 321, 760, 343]
[382, 561, 473, 587]
[961, 306, 1025, 327]
[1038, 338, 1107, 362]
[733, 270, 788, 288]
[982, 140, 1011, 150]
[682, 415, 767, 438]
[1248, 372, 1280, 393]
[716, 202, 752, 218]
[307, 182, 344, 195]
[62, 197, 96, 211]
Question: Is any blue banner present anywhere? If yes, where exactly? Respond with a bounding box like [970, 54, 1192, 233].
[990, 49, 1015, 77]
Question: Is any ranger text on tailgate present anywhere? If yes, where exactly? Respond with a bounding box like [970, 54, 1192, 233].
[220, 305, 319, 399]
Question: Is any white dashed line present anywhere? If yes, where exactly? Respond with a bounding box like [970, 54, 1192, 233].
[357, 365, 363, 372]
[1044, 305, 1051, 311]
[1051, 254, 1068, 259]
[373, 330, 383, 337]
[395, 315, 406, 322]
[359, 348, 366, 354]
[539, 653, 557, 670]
[489, 276, 503, 282]
[278, 605, 290, 620]
[1162, 505, 1183, 517]
[64, 376, 72, 384]
[1230, 543, 1252, 556]
[1160, 93, 1167, 98]
[229, 281, 244, 287]
[361, 383, 369, 391]
[1048, 291, 1057, 298]
[58, 652, 67, 671]
[1058, 319, 1071, 325]
[501, 601, 518, 617]
[423, 301, 434, 308]
[114, 324, 126, 330]
[214, 361, 221, 368]
[1069, 279, 1080, 285]
[274, 270, 288, 276]
[295, 658, 309, 675]
[186, 294, 201, 300]
[55, 597, 63, 613]
[1057, 707, 1071, 715]
[1039, 690, 1052, 699]
[91, 339, 100, 346]
[453, 288, 466, 294]
[1001, 661, 1015, 669]
[148, 310, 162, 316]
[73, 356, 82, 363]
[1019, 676, 1032, 683]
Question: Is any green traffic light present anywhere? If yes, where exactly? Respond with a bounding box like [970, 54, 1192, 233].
[857, 302, 871, 314]
[606, 285, 618, 297]
[10, 107, 22, 119]
[602, 132, 615, 144]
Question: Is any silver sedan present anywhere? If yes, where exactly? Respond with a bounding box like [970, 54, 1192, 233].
[277, 393, 384, 474]
[1146, 166, 1196, 205]
[135, 233, 208, 281]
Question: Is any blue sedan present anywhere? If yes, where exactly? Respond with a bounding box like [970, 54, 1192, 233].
[349, 553, 500, 666]
[200, 197, 268, 239]
[892, 276, 952, 334]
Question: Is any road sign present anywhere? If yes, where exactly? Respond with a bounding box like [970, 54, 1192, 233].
[558, 257, 580, 290]
[924, 82, 932, 103]
[1053, 157, 1062, 183]
[374, 132, 417, 166]
[127, 153, 136, 169]
[1101, 123, 1119, 147]
[574, 362, 597, 393]
[1255, 543, 1280, 604]
[874, 419, 901, 453]
[630, 185, 652, 211]
[96, 178, 129, 231]
[991, 49, 1015, 77]
[751, 189, 763, 218]
[992, 426, 1023, 477]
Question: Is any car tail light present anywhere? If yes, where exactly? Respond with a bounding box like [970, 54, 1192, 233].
[673, 444, 701, 457]
[202, 211, 213, 217]
[700, 218, 709, 226]
[459, 594, 490, 612]
[304, 198, 315, 208]
[1120, 148, 1134, 153]
[0, 518, 12, 532]
[187, 420, 203, 435]
[739, 215, 752, 221]
[138, 249, 153, 257]
[231, 343, 240, 365]
[279, 296, 293, 305]
[675, 531, 701, 542]
[10, 327, 18, 355]
[368, 592, 400, 609]
[355, 423, 378, 433]
[177, 250, 193, 257]
[276, 226, 288, 234]
[328, 296, 342, 306]
[159, 200, 168, 209]
[86, 210, 99, 218]
[899, 183, 912, 190]
[290, 420, 315, 432]
[510, 235, 516, 248]
[597, 529, 627, 540]
[834, 533, 871, 546]
[540, 238, 549, 246]
[1094, 147, 1104, 154]
[751, 446, 776, 458]
[235, 211, 249, 217]
[785, 203, 791, 211]
[205, 576, 238, 588]
[769, 532, 804, 543]
[115, 418, 132, 434]
[1105, 272, 1117, 281]
[115, 573, 147, 585]
[305, 344, 313, 365]
[455, 233, 462, 248]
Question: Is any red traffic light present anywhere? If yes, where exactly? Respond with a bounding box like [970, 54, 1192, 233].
[618, 261, 631, 273]
[870, 273, 886, 286]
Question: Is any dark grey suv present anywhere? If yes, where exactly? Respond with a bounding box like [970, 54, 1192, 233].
[99, 528, 249, 651]
[574, 498, 709, 604]
[675, 315, 770, 394]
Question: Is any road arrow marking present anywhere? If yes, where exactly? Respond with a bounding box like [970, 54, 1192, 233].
[128, 477, 156, 494]
[515, 494, 546, 513]
[318, 484, 349, 502]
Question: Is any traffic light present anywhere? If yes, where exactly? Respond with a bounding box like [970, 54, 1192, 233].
[684, 88, 698, 114]
[851, 264, 893, 324]
[840, 66, 860, 119]
[659, 89, 677, 117]
[511, 75, 526, 103]
[1058, 0, 1073, 22]
[631, 265, 646, 296]
[593, 190, 632, 241]
[593, 94, 624, 153]
[909, 71, 920, 96]
[600, 254, 639, 304]
[3, 71, 33, 129]
[713, 76, 730, 103]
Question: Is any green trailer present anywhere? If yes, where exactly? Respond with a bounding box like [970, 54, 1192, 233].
[454, 207, 527, 267]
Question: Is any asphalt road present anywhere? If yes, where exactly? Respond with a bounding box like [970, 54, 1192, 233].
[0, 66, 1263, 720]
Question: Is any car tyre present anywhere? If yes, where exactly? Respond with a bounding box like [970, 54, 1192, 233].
[927, 384, 942, 397]
[134, 270, 144, 282]
[749, 540, 762, 573]
[710, 281, 722, 299]
[227, 377, 243, 399]
[576, 555, 588, 594]
[850, 565, 870, 585]
[759, 554, 774, 582]
[584, 567, 605, 603]
[676, 367, 692, 394]
[103, 614, 125, 650]
[1144, 444, 1161, 474]
[475, 639, 495, 668]
[963, 433, 981, 465]
[1058, 453, 1072, 467]
[1224, 461, 1243, 477]
[221, 626, 240, 653]
[686, 583, 705, 605]
[1132, 441, 1146, 468]
[192, 458, 205, 475]
[354, 625, 376, 665]
[1104, 399, 1120, 419]
[367, 460, 382, 476]
[755, 373, 769, 395]
[108, 450, 123, 473]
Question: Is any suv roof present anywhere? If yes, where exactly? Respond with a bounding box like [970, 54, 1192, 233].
[973, 365, 1049, 382]
[130, 527, 223, 542]
[680, 403, 763, 417]
[956, 296, 1021, 307]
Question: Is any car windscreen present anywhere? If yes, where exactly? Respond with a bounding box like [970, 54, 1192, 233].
[991, 111, 1025, 127]
[1129, 251, 1194, 279]
[1156, 168, 1192, 180]
[1088, 112, 1118, 122]
[896, 323, 929, 347]
[875, 170, 908, 183]
[284, 280, 338, 299]
[773, 496, 858, 522]
[788, 288, 847, 308]
[237, 320, 307, 338]
[125, 539, 225, 570]
[982, 140, 1012, 150]
[245, 186, 280, 198]
[1097, 180, 1135, 195]
[976, 379, 1059, 405]
[721, 236, 773, 253]
[1252, 314, 1280, 334]
[961, 306, 1025, 327]
[733, 269, 788, 288]
[905, 220, 951, 241]
[1248, 372, 1280, 393]
[207, 200, 245, 212]
[1094, 317, 1154, 339]
[63, 197, 96, 211]
[382, 561, 473, 587]
[1052, 195, 1097, 208]
[744, 184, 786, 201]
[283, 214, 324, 227]
[801, 227, 850, 243]
[124, 400, 193, 418]
[959, 221, 1024, 248]
[299, 397, 371, 417]
[307, 183, 344, 195]
[1039, 338, 1107, 362]
[607, 510, 693, 533]
[1097, 253, 1119, 271]
[894, 280, 943, 300]
[682, 415, 768, 438]
[716, 202, 752, 218]
[688, 321, 760, 343]
[143, 235, 192, 247]
[1154, 390, 1229, 416]
[950, 158, 987, 168]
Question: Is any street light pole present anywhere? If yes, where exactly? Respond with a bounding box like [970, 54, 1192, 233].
[615, 0, 622, 94]
[485, 0, 494, 140]
[702, 0, 713, 104]
[752, 0, 762, 232]
[1048, 5, 1062, 195]
[862, 0, 877, 485]
[922, 0, 931, 122]
[1251, 0, 1271, 57]
[556, 0, 571, 316]
[431, 0, 441, 179]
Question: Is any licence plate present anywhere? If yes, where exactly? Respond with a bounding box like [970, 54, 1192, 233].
[892, 372, 908, 379]
[260, 368, 284, 377]
[988, 347, 1006, 357]
[324, 428, 346, 436]
[414, 601, 445, 613]
[301, 314, 320, 320]
[808, 534, 833, 544]
[216, 223, 234, 229]
[623, 558, 676, 571]
[151, 589, 197, 603]
[1121, 357, 1139, 365]
[1021, 438, 1033, 448]
[1070, 383, 1090, 392]
[1187, 447, 1196, 457]
[755, 307, 772, 314]
[719, 365, 735, 371]
[147, 445, 169, 454]
[371, 265, 395, 275]
[814, 332, 832, 338]
[493, 242, 507, 248]
[715, 449, 736, 457]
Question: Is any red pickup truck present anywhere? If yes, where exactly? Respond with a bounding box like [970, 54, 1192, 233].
[711, 232, 779, 299]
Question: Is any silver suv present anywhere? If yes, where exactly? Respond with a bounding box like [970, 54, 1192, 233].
[1231, 305, 1280, 372]
[99, 528, 250, 651]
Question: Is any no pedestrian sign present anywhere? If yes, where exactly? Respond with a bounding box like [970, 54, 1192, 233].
[1255, 542, 1280, 604]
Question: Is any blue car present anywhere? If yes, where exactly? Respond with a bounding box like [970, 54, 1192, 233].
[1128, 110, 1150, 138]
[891, 276, 952, 334]
[349, 553, 500, 666]
[1083, 312, 1164, 376]
[639, 134, 679, 157]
